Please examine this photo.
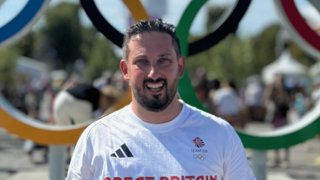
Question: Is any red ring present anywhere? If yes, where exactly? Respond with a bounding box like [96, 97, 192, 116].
[279, 0, 320, 51]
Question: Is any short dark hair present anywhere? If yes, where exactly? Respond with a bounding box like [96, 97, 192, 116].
[122, 18, 181, 59]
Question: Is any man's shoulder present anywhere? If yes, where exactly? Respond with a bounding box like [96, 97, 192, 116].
[84, 106, 129, 132]
[98, 106, 129, 124]
[183, 102, 230, 127]
[79, 105, 139, 145]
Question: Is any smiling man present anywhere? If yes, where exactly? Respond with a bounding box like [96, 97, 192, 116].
[66, 18, 256, 180]
[120, 22, 184, 121]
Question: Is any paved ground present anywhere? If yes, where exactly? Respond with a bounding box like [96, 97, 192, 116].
[254, 137, 320, 180]
[0, 129, 48, 180]
[1, 122, 320, 180]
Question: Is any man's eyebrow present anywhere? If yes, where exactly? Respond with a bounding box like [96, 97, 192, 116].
[133, 55, 148, 60]
[159, 53, 174, 58]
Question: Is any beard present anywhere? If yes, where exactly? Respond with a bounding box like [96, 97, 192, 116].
[132, 77, 179, 112]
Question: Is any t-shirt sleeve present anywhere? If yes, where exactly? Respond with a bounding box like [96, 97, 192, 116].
[223, 127, 256, 180]
[66, 128, 94, 180]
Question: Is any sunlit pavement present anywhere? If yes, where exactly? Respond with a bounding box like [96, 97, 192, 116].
[0, 129, 48, 180]
[246, 121, 320, 180]
[1, 122, 320, 180]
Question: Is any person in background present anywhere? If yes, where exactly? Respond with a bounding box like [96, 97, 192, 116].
[51, 82, 119, 178]
[23, 85, 46, 163]
[193, 69, 214, 112]
[53, 83, 119, 125]
[212, 79, 246, 129]
[208, 78, 221, 111]
[23, 70, 67, 164]
[288, 85, 311, 123]
[263, 73, 291, 167]
[244, 76, 265, 122]
[66, 18, 255, 180]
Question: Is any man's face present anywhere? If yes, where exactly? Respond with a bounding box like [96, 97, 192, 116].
[120, 32, 184, 112]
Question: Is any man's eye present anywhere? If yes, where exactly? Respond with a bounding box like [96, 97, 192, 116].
[158, 58, 171, 66]
[135, 60, 149, 66]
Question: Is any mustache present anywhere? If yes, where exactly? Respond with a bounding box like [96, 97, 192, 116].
[143, 78, 166, 84]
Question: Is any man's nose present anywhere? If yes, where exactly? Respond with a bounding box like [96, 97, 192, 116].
[147, 64, 161, 79]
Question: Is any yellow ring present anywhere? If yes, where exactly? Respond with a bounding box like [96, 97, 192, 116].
[0, 89, 131, 145]
[123, 0, 149, 21]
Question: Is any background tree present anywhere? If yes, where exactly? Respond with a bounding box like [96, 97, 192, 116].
[8, 2, 119, 82]
[12, 33, 35, 57]
[36, 2, 82, 69]
[252, 24, 313, 75]
[0, 46, 19, 100]
[186, 5, 253, 85]
[205, 6, 229, 33]
[187, 34, 253, 85]
[251, 24, 281, 75]
[187, 5, 312, 88]
[82, 31, 119, 81]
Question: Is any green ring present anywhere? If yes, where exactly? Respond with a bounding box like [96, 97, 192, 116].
[175, 0, 320, 150]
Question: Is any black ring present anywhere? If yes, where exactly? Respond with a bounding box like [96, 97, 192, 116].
[80, 0, 251, 56]
[80, 0, 123, 47]
[188, 0, 251, 56]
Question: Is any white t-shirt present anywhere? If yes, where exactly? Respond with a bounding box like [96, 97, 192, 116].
[53, 91, 93, 125]
[213, 88, 243, 116]
[67, 101, 255, 180]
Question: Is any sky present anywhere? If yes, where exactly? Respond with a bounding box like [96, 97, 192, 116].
[0, 0, 319, 38]
[83, 0, 281, 37]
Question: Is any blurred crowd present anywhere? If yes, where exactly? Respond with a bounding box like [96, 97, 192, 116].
[0, 69, 127, 164]
[1, 66, 320, 167]
[193, 68, 320, 167]
[194, 69, 319, 130]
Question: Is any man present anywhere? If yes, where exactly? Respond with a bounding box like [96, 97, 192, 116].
[67, 19, 256, 180]
[212, 79, 246, 129]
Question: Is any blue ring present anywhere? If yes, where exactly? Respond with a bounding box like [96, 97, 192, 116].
[0, 0, 46, 44]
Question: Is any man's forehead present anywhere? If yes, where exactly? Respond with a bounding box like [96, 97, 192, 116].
[126, 32, 177, 58]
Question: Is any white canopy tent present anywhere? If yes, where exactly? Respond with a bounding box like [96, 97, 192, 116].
[262, 50, 307, 85]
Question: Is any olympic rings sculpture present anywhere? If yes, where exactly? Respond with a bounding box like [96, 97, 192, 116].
[0, 0, 319, 150]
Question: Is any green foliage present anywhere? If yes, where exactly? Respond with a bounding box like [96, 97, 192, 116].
[205, 6, 225, 33]
[289, 41, 315, 67]
[251, 24, 313, 74]
[8, 2, 120, 81]
[188, 6, 312, 88]
[0, 47, 18, 87]
[251, 24, 281, 74]
[185, 5, 255, 85]
[39, 2, 82, 68]
[186, 35, 253, 84]
[12, 33, 35, 57]
[83, 34, 119, 81]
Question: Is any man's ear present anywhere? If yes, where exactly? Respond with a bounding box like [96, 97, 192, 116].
[120, 59, 129, 80]
[178, 56, 185, 78]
